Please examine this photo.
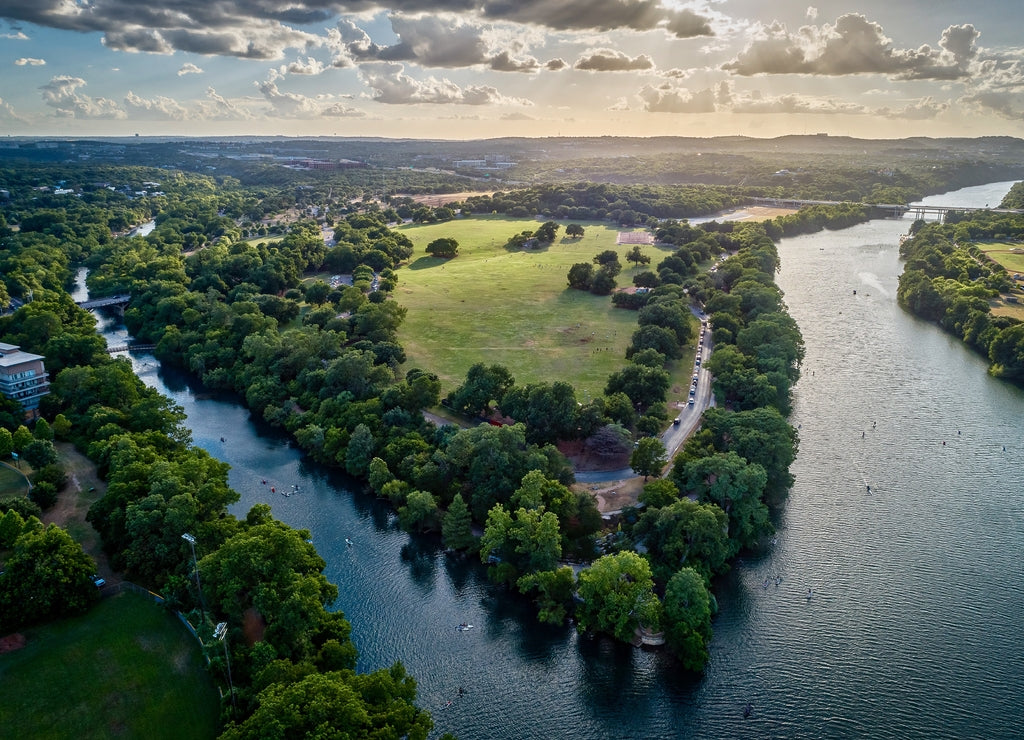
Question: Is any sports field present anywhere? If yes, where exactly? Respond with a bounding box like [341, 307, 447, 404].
[0, 591, 221, 740]
[979, 242, 1024, 320]
[395, 216, 685, 398]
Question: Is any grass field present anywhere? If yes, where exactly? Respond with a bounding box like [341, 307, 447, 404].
[979, 241, 1024, 273]
[979, 242, 1024, 320]
[0, 461, 31, 496]
[394, 216, 693, 398]
[0, 591, 222, 740]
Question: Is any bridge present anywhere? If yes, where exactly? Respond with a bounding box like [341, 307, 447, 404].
[749, 197, 1024, 221]
[106, 344, 155, 355]
[77, 294, 131, 310]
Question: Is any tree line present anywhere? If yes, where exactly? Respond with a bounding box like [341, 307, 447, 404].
[897, 200, 1024, 382]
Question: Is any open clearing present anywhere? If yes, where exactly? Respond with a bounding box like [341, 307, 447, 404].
[394, 216, 687, 397]
[979, 242, 1024, 320]
[0, 591, 221, 740]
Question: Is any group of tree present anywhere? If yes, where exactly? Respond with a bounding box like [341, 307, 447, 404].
[0, 160, 808, 685]
[897, 205, 1024, 382]
[0, 165, 443, 738]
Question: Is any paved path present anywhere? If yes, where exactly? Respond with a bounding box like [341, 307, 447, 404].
[576, 313, 713, 483]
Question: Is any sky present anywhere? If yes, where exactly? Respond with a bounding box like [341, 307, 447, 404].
[1, 1, 1022, 140]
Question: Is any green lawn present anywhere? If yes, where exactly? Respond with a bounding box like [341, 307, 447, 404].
[394, 216, 685, 398]
[979, 242, 1024, 273]
[0, 461, 31, 496]
[0, 591, 222, 740]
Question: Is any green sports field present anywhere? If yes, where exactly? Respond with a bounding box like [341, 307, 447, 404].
[395, 216, 685, 398]
[0, 591, 221, 740]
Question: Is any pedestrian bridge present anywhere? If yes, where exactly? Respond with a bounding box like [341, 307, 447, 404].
[77, 294, 131, 310]
[749, 197, 1023, 221]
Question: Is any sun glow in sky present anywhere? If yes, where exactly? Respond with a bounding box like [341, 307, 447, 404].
[1, 1, 1022, 139]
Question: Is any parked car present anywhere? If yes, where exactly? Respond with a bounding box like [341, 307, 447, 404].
[90, 574, 106, 588]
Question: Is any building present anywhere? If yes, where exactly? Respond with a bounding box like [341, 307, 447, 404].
[0, 343, 50, 418]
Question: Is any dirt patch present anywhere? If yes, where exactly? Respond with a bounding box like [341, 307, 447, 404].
[575, 477, 646, 514]
[44, 442, 113, 581]
[0, 632, 27, 654]
[557, 439, 630, 473]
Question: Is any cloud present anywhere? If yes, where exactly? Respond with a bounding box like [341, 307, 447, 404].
[575, 48, 654, 72]
[878, 97, 949, 120]
[546, 58, 567, 71]
[806, 7, 818, 20]
[256, 79, 323, 118]
[39, 75, 126, 119]
[480, 0, 714, 38]
[638, 83, 716, 113]
[124, 90, 190, 119]
[489, 51, 540, 73]
[177, 63, 203, 76]
[723, 14, 979, 81]
[14, 57, 45, 66]
[198, 87, 254, 120]
[499, 111, 535, 120]
[0, 96, 28, 122]
[279, 56, 327, 76]
[2, 31, 29, 40]
[322, 102, 366, 118]
[359, 61, 532, 105]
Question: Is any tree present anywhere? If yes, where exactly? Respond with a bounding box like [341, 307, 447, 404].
[398, 490, 440, 532]
[303, 280, 332, 305]
[32, 418, 54, 441]
[671, 451, 770, 552]
[0, 428, 12, 460]
[442, 493, 475, 551]
[633, 498, 730, 583]
[605, 363, 670, 412]
[12, 425, 32, 452]
[218, 664, 433, 740]
[200, 517, 345, 663]
[344, 423, 375, 477]
[639, 479, 679, 509]
[626, 245, 651, 268]
[21, 439, 58, 469]
[518, 566, 576, 624]
[534, 221, 559, 242]
[593, 250, 622, 275]
[662, 567, 714, 671]
[575, 551, 660, 643]
[425, 237, 459, 258]
[589, 267, 618, 295]
[0, 524, 98, 631]
[479, 504, 562, 586]
[630, 437, 667, 480]
[448, 363, 515, 417]
[567, 262, 594, 290]
[566, 224, 585, 238]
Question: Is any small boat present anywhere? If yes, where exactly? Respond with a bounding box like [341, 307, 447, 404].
[457, 623, 474, 631]
[345, 538, 354, 547]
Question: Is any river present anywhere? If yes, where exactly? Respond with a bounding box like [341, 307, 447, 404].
[78, 181, 1023, 739]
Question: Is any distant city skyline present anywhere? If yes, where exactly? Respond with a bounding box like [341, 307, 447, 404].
[1, 1, 1021, 140]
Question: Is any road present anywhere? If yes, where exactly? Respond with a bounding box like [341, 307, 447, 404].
[576, 315, 713, 483]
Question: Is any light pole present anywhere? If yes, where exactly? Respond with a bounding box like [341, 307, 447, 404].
[181, 532, 205, 621]
[213, 622, 237, 717]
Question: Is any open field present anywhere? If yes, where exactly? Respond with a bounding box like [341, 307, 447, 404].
[979, 243, 1024, 320]
[394, 216, 685, 397]
[0, 591, 221, 740]
[979, 241, 1024, 274]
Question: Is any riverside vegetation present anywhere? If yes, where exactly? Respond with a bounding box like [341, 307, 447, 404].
[0, 143, 1011, 735]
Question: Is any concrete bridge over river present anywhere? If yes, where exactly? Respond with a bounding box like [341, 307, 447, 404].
[749, 197, 1024, 221]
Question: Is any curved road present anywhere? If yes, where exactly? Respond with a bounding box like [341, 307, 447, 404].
[576, 314, 713, 483]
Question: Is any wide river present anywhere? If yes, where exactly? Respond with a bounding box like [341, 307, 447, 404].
[86, 181, 1023, 739]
